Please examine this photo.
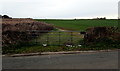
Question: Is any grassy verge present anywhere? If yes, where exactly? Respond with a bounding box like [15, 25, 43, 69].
[3, 43, 119, 54]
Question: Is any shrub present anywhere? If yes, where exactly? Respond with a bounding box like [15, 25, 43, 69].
[2, 18, 54, 47]
[82, 27, 120, 49]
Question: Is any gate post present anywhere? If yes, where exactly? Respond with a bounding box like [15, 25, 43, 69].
[71, 31, 73, 45]
[59, 31, 61, 46]
[47, 32, 49, 46]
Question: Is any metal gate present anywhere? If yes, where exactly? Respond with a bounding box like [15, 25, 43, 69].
[27, 30, 84, 47]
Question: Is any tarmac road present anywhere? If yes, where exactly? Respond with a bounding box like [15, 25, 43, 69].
[2, 51, 118, 69]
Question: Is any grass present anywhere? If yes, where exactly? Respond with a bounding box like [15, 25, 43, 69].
[36, 19, 118, 31]
[3, 43, 119, 54]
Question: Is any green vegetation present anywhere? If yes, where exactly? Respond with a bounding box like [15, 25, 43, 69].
[36, 19, 118, 31]
[83, 37, 120, 49]
[3, 38, 119, 54]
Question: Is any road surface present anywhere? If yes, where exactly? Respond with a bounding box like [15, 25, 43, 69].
[2, 51, 118, 69]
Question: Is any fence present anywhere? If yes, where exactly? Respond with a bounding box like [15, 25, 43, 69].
[25, 30, 84, 47]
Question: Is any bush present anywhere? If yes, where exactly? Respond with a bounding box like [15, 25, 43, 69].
[83, 27, 120, 49]
[2, 18, 54, 47]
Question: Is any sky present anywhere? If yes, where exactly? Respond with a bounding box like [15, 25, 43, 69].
[0, 0, 119, 19]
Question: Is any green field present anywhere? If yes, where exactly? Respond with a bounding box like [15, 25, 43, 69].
[36, 19, 118, 31]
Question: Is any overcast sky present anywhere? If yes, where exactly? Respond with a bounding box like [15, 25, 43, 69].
[0, 0, 119, 19]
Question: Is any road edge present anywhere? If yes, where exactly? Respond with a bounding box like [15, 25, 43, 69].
[2, 49, 119, 57]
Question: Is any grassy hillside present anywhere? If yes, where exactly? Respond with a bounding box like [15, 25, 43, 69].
[36, 19, 118, 31]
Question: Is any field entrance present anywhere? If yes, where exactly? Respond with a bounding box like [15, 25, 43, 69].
[3, 30, 86, 54]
